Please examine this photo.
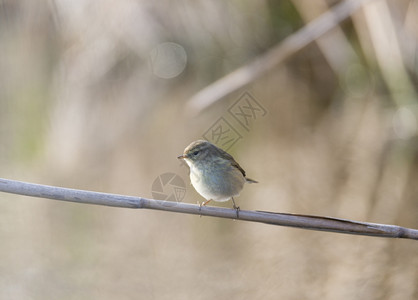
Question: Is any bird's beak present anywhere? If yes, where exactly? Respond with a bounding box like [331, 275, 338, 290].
[177, 155, 185, 159]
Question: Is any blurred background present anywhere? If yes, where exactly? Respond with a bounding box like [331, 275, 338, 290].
[1, 0, 418, 299]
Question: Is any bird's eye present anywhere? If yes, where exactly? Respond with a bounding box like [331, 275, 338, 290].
[193, 151, 199, 156]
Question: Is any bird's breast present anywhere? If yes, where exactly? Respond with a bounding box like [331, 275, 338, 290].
[189, 162, 245, 202]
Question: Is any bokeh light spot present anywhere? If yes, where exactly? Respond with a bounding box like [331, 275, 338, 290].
[149, 42, 187, 79]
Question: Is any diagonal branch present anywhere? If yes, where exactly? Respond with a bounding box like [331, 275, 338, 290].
[0, 178, 417, 240]
[187, 0, 374, 114]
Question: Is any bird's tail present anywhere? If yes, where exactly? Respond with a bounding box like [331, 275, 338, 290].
[246, 178, 258, 183]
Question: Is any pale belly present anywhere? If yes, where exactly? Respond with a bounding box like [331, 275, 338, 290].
[189, 163, 245, 202]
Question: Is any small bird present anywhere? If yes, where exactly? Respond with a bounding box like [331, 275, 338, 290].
[177, 140, 257, 212]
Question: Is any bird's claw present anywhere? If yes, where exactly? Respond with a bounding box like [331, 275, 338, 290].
[233, 205, 240, 219]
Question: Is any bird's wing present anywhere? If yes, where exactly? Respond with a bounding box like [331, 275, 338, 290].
[215, 147, 247, 178]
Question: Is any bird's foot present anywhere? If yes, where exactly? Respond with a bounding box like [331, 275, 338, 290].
[234, 205, 240, 219]
[198, 199, 212, 217]
[231, 197, 240, 219]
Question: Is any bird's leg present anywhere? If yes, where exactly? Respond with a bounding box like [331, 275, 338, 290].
[198, 199, 212, 217]
[231, 197, 240, 219]
[202, 199, 212, 206]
